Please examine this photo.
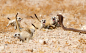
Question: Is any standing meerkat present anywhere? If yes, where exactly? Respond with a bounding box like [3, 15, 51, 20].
[14, 13, 35, 42]
[6, 16, 22, 30]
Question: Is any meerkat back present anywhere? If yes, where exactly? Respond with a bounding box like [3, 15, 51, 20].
[20, 31, 31, 40]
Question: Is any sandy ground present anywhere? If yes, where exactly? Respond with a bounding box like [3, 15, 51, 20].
[0, 0, 86, 53]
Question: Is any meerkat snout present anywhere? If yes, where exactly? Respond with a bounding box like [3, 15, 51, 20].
[14, 34, 17, 37]
[17, 17, 22, 21]
[52, 17, 56, 21]
[13, 33, 20, 38]
[41, 19, 46, 24]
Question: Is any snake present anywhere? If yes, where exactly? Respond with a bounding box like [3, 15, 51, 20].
[57, 14, 86, 34]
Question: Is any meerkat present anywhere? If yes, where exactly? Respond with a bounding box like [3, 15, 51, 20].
[14, 27, 35, 42]
[32, 19, 54, 30]
[6, 16, 22, 30]
[49, 16, 58, 28]
[14, 13, 35, 42]
[34, 14, 58, 29]
[33, 14, 48, 29]
[40, 19, 49, 29]
[55, 16, 61, 27]
[40, 17, 60, 29]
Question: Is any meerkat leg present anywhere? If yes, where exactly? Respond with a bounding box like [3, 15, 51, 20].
[14, 26, 17, 30]
[47, 25, 50, 29]
[52, 25, 55, 27]
[26, 38, 30, 43]
[6, 23, 10, 27]
[51, 25, 56, 29]
[40, 25, 43, 30]
[18, 24, 22, 29]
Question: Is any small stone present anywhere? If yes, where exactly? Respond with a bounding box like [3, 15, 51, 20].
[5, 44, 8, 46]
[0, 46, 4, 51]
[26, 49, 33, 52]
[39, 39, 43, 44]
[43, 41, 47, 45]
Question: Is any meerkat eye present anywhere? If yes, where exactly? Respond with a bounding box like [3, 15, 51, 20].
[44, 20, 46, 21]
[18, 34, 20, 36]
[15, 34, 17, 36]
[25, 38, 27, 40]
[58, 20, 59, 22]
[19, 18, 21, 19]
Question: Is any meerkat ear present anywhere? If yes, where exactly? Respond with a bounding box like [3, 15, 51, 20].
[7, 17, 11, 20]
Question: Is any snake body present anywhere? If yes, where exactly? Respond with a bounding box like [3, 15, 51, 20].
[57, 14, 86, 33]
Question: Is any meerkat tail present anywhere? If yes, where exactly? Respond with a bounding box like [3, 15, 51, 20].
[15, 13, 21, 32]
[31, 23, 38, 29]
[7, 17, 11, 20]
[34, 14, 41, 22]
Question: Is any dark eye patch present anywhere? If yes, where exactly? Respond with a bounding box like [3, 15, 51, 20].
[10, 23, 14, 26]
[18, 34, 20, 36]
[15, 34, 17, 36]
[58, 20, 59, 22]
[19, 18, 21, 19]
[25, 38, 27, 40]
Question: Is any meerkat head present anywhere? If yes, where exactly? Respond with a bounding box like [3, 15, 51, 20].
[14, 33, 24, 41]
[13, 33, 20, 38]
[17, 17, 22, 22]
[41, 19, 46, 24]
[51, 17, 56, 21]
